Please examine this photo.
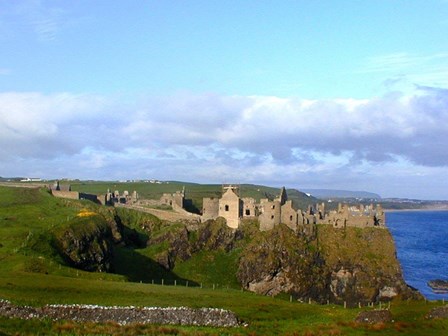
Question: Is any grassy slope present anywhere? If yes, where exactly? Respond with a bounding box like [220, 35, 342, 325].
[0, 186, 447, 335]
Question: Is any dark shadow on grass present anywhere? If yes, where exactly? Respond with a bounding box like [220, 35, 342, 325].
[111, 246, 199, 286]
[183, 199, 200, 214]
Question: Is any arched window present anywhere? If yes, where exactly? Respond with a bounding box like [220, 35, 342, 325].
[225, 205, 229, 211]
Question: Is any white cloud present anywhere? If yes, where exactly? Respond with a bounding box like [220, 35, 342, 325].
[361, 52, 448, 90]
[0, 0, 67, 41]
[1, 88, 448, 198]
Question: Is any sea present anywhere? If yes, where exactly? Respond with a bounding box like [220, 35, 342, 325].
[386, 210, 448, 301]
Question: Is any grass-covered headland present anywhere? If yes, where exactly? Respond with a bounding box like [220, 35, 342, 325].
[0, 186, 447, 335]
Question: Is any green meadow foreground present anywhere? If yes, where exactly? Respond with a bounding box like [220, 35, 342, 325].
[0, 185, 447, 335]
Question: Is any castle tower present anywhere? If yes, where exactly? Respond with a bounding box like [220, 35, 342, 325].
[218, 185, 242, 229]
[276, 186, 287, 206]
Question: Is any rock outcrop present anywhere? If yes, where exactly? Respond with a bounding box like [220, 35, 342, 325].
[317, 225, 420, 305]
[237, 223, 419, 306]
[355, 309, 393, 324]
[53, 214, 115, 272]
[237, 225, 326, 298]
[426, 305, 448, 319]
[428, 279, 448, 293]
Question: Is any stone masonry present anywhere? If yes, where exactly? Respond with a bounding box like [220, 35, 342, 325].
[201, 185, 385, 231]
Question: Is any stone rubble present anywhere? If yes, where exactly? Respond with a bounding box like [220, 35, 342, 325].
[354, 309, 393, 324]
[426, 305, 448, 319]
[0, 299, 240, 327]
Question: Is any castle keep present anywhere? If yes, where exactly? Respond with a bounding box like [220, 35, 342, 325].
[202, 185, 385, 231]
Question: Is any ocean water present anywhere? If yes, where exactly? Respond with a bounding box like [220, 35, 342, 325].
[386, 210, 448, 300]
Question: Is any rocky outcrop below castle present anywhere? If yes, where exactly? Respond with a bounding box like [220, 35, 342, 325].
[0, 300, 240, 327]
[236, 224, 419, 306]
[129, 215, 419, 306]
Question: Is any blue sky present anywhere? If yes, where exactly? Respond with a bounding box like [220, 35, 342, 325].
[1, 0, 448, 200]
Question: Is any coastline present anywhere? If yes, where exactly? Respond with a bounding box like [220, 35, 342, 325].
[385, 208, 448, 213]
[386, 211, 448, 300]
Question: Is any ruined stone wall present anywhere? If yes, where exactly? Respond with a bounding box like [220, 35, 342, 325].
[160, 192, 184, 210]
[242, 197, 258, 218]
[281, 200, 298, 232]
[202, 197, 219, 221]
[0, 300, 240, 327]
[297, 210, 304, 226]
[198, 187, 386, 233]
[259, 200, 281, 231]
[51, 190, 80, 200]
[97, 194, 108, 205]
[160, 193, 175, 206]
[320, 204, 385, 229]
[173, 192, 184, 208]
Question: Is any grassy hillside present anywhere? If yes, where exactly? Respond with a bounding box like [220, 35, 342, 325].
[0, 186, 447, 335]
[69, 180, 319, 212]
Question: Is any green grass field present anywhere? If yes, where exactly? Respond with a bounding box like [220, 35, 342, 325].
[0, 186, 447, 335]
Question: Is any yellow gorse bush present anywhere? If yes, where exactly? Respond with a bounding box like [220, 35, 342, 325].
[77, 209, 97, 217]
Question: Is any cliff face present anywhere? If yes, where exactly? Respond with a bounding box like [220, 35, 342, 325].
[317, 225, 418, 305]
[237, 224, 419, 305]
[237, 225, 327, 298]
[53, 214, 116, 272]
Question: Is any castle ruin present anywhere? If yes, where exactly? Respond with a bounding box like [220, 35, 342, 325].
[201, 185, 385, 231]
[101, 189, 139, 205]
[50, 181, 100, 203]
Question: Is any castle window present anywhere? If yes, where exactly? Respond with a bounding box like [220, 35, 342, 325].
[271, 215, 274, 219]
[290, 215, 293, 221]
[225, 205, 229, 211]
[245, 209, 250, 216]
[272, 205, 275, 209]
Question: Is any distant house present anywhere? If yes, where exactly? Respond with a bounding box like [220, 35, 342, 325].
[20, 178, 42, 182]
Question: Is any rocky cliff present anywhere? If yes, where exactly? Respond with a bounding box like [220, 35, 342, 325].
[52, 212, 117, 272]
[49, 206, 419, 306]
[237, 223, 419, 306]
[139, 218, 419, 306]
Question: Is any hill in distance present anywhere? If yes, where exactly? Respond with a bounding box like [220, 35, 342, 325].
[303, 189, 382, 200]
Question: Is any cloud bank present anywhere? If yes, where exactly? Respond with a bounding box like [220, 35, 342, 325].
[1, 87, 447, 199]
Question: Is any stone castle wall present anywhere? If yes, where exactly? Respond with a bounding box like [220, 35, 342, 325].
[201, 186, 385, 232]
[202, 197, 219, 221]
[218, 186, 242, 229]
[51, 190, 80, 200]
